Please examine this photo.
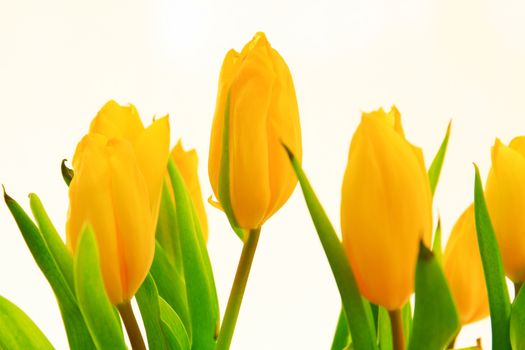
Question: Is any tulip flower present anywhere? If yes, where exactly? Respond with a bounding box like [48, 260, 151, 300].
[66, 100, 170, 305]
[341, 106, 432, 310]
[443, 204, 489, 325]
[169, 140, 208, 241]
[208, 32, 302, 230]
[485, 137, 525, 283]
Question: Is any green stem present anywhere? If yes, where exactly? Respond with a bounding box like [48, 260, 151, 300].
[514, 282, 523, 299]
[216, 228, 261, 350]
[389, 309, 405, 350]
[117, 301, 146, 350]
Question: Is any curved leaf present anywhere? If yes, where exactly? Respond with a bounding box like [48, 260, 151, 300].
[159, 298, 191, 350]
[283, 145, 377, 350]
[408, 243, 459, 350]
[61, 159, 74, 186]
[74, 225, 126, 350]
[331, 308, 351, 350]
[0, 295, 55, 350]
[510, 285, 525, 350]
[156, 181, 182, 269]
[428, 121, 451, 196]
[473, 165, 511, 350]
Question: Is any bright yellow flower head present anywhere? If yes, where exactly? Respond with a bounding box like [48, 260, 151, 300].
[208, 32, 302, 230]
[341, 107, 432, 310]
[66, 100, 170, 304]
[443, 204, 489, 325]
[169, 140, 208, 241]
[485, 137, 525, 282]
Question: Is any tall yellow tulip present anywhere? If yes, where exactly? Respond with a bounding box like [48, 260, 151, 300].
[485, 137, 525, 283]
[66, 100, 170, 305]
[443, 204, 489, 325]
[208, 32, 302, 230]
[170, 140, 208, 241]
[341, 107, 432, 310]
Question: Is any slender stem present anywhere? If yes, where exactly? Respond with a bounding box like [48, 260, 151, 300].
[117, 301, 146, 350]
[514, 282, 523, 299]
[216, 228, 261, 350]
[389, 309, 405, 350]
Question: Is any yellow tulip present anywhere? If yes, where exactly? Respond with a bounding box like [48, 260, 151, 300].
[66, 100, 170, 304]
[341, 107, 432, 310]
[443, 204, 489, 325]
[208, 32, 302, 230]
[485, 137, 525, 282]
[169, 140, 209, 241]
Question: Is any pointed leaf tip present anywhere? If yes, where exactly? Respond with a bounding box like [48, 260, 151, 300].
[2, 184, 12, 202]
[280, 141, 294, 160]
[61, 159, 74, 186]
[419, 240, 433, 261]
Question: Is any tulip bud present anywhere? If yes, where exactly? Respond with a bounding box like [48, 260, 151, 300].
[443, 204, 489, 325]
[485, 137, 525, 283]
[341, 107, 432, 310]
[169, 140, 209, 241]
[208, 32, 302, 230]
[66, 100, 170, 304]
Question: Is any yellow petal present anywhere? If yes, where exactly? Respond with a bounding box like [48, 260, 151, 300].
[171, 140, 209, 241]
[443, 205, 489, 325]
[89, 100, 144, 143]
[66, 134, 124, 304]
[134, 115, 170, 216]
[341, 109, 432, 310]
[486, 138, 525, 282]
[106, 138, 155, 302]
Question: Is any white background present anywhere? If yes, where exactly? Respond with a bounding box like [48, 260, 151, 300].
[1, 0, 525, 348]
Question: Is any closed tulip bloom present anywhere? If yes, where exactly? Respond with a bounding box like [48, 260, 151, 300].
[341, 107, 432, 310]
[66, 100, 170, 304]
[443, 204, 489, 325]
[208, 32, 302, 230]
[485, 137, 525, 282]
[170, 140, 209, 241]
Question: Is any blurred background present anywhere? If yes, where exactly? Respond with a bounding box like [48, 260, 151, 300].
[2, 0, 525, 348]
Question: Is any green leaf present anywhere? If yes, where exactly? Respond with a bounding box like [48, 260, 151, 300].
[510, 285, 525, 350]
[156, 181, 182, 269]
[159, 298, 191, 350]
[283, 145, 377, 350]
[217, 93, 244, 241]
[3, 188, 94, 349]
[331, 308, 351, 350]
[432, 217, 442, 264]
[377, 307, 393, 350]
[150, 242, 191, 339]
[61, 159, 74, 186]
[408, 243, 460, 350]
[74, 224, 126, 350]
[167, 159, 219, 350]
[0, 295, 55, 350]
[29, 193, 74, 291]
[473, 165, 511, 350]
[427, 121, 451, 197]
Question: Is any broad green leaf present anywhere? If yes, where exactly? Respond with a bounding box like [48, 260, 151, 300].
[61, 159, 74, 186]
[428, 121, 451, 197]
[4, 189, 94, 349]
[0, 295, 55, 350]
[217, 93, 243, 240]
[377, 307, 392, 350]
[159, 298, 191, 350]
[432, 217, 442, 264]
[156, 181, 182, 269]
[510, 285, 525, 350]
[150, 242, 191, 339]
[283, 145, 377, 350]
[473, 165, 511, 350]
[168, 159, 219, 350]
[74, 225, 126, 350]
[331, 308, 351, 350]
[408, 243, 460, 350]
[29, 193, 74, 291]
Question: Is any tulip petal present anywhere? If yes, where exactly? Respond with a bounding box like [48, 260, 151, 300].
[89, 100, 144, 143]
[107, 138, 155, 302]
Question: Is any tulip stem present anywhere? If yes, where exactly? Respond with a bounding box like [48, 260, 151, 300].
[216, 227, 261, 350]
[389, 309, 405, 350]
[117, 301, 146, 350]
